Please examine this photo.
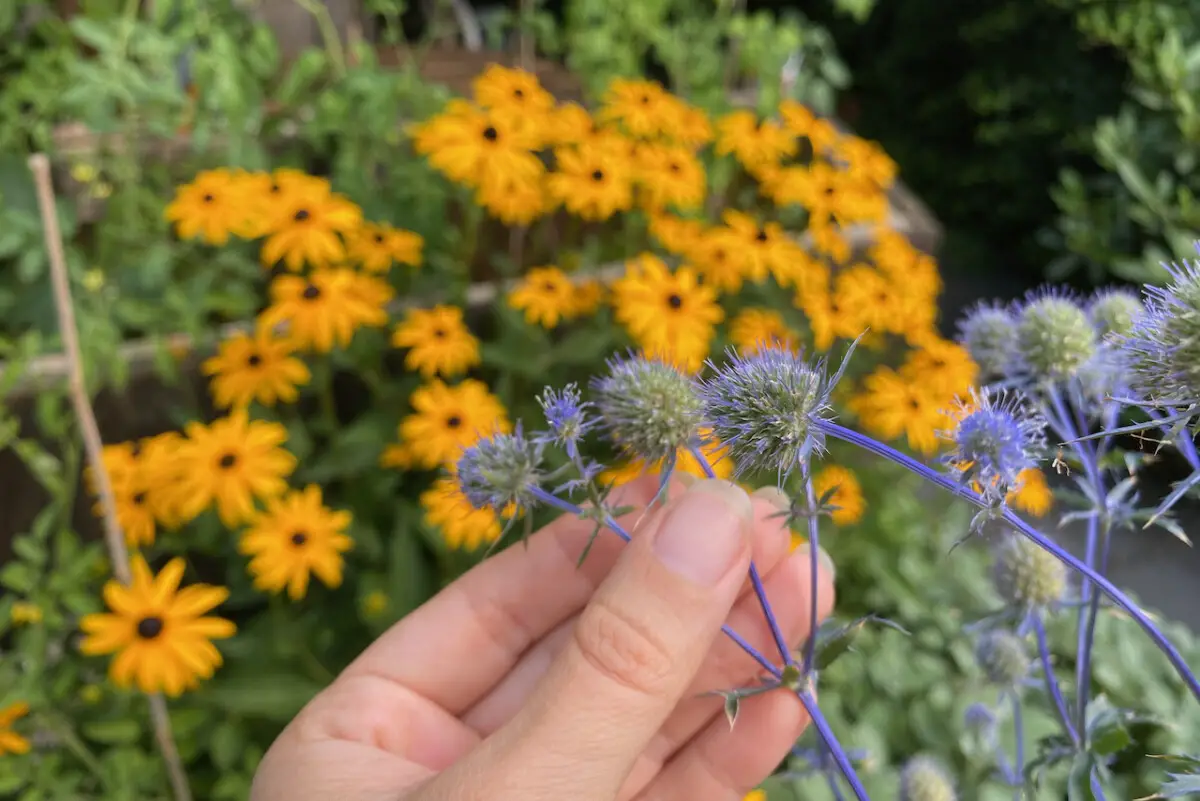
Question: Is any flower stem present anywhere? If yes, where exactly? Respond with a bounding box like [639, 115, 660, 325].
[1011, 691, 1026, 795]
[802, 468, 822, 674]
[798, 689, 870, 801]
[1075, 517, 1109, 737]
[690, 447, 794, 666]
[1032, 612, 1080, 747]
[821, 421, 1200, 704]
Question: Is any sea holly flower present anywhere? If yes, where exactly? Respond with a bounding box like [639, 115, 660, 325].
[456, 425, 546, 515]
[956, 301, 1018, 382]
[898, 755, 958, 801]
[991, 534, 1067, 611]
[944, 388, 1046, 507]
[536, 383, 595, 458]
[697, 342, 854, 478]
[1088, 288, 1144, 338]
[974, 628, 1032, 689]
[591, 353, 705, 466]
[1012, 289, 1097, 384]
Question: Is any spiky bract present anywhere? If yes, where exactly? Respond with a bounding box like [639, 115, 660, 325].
[591, 354, 704, 465]
[456, 426, 545, 512]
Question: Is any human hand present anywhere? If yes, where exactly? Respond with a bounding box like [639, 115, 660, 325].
[250, 475, 835, 801]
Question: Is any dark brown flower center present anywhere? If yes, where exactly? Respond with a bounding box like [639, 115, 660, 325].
[909, 397, 922, 410]
[218, 452, 237, 469]
[302, 284, 321, 300]
[591, 169, 605, 182]
[130, 442, 143, 457]
[269, 182, 282, 194]
[432, 327, 446, 339]
[293, 209, 311, 222]
[291, 531, 308, 546]
[247, 353, 263, 367]
[514, 88, 525, 98]
[669, 162, 681, 173]
[136, 616, 164, 639]
[755, 229, 769, 243]
[374, 233, 385, 244]
[202, 193, 214, 203]
[446, 415, 463, 429]
[640, 94, 651, 104]
[482, 126, 499, 142]
[132, 492, 147, 505]
[667, 294, 683, 310]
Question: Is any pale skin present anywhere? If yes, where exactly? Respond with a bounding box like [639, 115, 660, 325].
[250, 474, 835, 801]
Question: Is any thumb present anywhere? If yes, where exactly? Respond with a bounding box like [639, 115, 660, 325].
[461, 478, 753, 799]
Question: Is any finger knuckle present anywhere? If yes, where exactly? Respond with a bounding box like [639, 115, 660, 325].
[572, 596, 675, 697]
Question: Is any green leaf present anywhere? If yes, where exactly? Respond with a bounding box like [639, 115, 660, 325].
[210, 720, 246, 771]
[387, 507, 437, 619]
[80, 718, 143, 745]
[202, 670, 323, 722]
[723, 693, 740, 729]
[299, 411, 391, 483]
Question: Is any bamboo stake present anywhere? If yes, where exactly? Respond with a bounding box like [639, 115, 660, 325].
[28, 153, 194, 801]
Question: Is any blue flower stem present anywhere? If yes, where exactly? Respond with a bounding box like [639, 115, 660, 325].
[802, 469, 822, 675]
[1090, 768, 1109, 801]
[1031, 612, 1080, 746]
[528, 485, 782, 678]
[1011, 691, 1026, 796]
[530, 483, 871, 801]
[1075, 517, 1110, 736]
[798, 688, 870, 801]
[689, 446, 795, 667]
[826, 771, 849, 801]
[820, 421, 1200, 704]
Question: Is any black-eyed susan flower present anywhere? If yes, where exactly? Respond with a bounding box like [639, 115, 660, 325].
[570, 278, 606, 318]
[779, 99, 841, 155]
[420, 475, 504, 551]
[549, 102, 630, 150]
[0, 702, 30, 755]
[472, 64, 555, 127]
[260, 184, 363, 271]
[601, 428, 734, 487]
[647, 211, 705, 257]
[507, 266, 578, 329]
[79, 556, 235, 697]
[175, 410, 296, 527]
[239, 485, 353, 601]
[235, 168, 332, 239]
[260, 268, 391, 353]
[391, 305, 481, 379]
[110, 480, 158, 547]
[832, 264, 902, 335]
[412, 101, 543, 190]
[1008, 468, 1052, 517]
[901, 337, 978, 398]
[813, 464, 865, 525]
[722, 210, 806, 287]
[666, 103, 714, 149]
[599, 78, 675, 139]
[634, 142, 706, 211]
[715, 110, 798, 175]
[729, 308, 798, 354]
[850, 367, 947, 455]
[690, 225, 751, 294]
[808, 217, 853, 265]
[99, 441, 142, 490]
[89, 432, 191, 541]
[164, 168, 248, 246]
[202, 324, 311, 409]
[548, 144, 635, 221]
[347, 222, 423, 273]
[476, 170, 553, 226]
[611, 254, 723, 374]
[832, 134, 897, 189]
[397, 379, 511, 469]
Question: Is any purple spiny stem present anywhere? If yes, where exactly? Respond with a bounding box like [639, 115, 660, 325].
[802, 469, 822, 674]
[798, 689, 870, 801]
[528, 485, 781, 678]
[1032, 612, 1080, 746]
[820, 421, 1200, 704]
[689, 446, 794, 666]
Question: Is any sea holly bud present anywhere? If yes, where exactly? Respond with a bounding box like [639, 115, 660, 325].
[456, 425, 545, 513]
[956, 301, 1017, 381]
[1089, 288, 1144, 339]
[899, 755, 957, 801]
[1013, 289, 1097, 384]
[974, 628, 1031, 688]
[991, 534, 1067, 609]
[591, 353, 704, 465]
[1116, 251, 1200, 406]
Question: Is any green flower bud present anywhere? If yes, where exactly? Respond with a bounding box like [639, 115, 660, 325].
[1015, 291, 1096, 382]
[975, 628, 1031, 687]
[1089, 289, 1143, 339]
[991, 535, 1067, 608]
[900, 755, 957, 801]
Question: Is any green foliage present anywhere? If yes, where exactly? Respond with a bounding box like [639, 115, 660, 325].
[1044, 0, 1200, 285]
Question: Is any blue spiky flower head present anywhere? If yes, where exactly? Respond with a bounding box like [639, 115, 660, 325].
[974, 628, 1031, 688]
[1089, 288, 1144, 339]
[536, 383, 594, 454]
[1013, 288, 1097, 383]
[945, 388, 1046, 504]
[899, 755, 957, 801]
[1115, 246, 1200, 406]
[591, 352, 704, 465]
[956, 301, 1017, 381]
[991, 534, 1067, 609]
[456, 424, 545, 512]
[697, 343, 849, 478]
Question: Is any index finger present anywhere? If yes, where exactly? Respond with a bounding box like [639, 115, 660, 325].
[337, 474, 673, 715]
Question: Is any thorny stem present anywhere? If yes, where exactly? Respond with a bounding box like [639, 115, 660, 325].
[801, 469, 822, 675]
[526, 484, 870, 800]
[1032, 612, 1080, 747]
[821, 421, 1200, 704]
[690, 447, 794, 666]
[29, 154, 193, 801]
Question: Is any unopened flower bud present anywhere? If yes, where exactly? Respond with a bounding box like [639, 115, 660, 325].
[456, 426, 544, 512]
[1015, 291, 1097, 383]
[956, 302, 1017, 380]
[974, 628, 1031, 687]
[991, 534, 1067, 608]
[1089, 289, 1143, 338]
[591, 354, 703, 464]
[899, 755, 957, 801]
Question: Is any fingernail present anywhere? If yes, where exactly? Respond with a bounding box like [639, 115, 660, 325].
[751, 485, 791, 511]
[796, 542, 837, 582]
[652, 479, 751, 585]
